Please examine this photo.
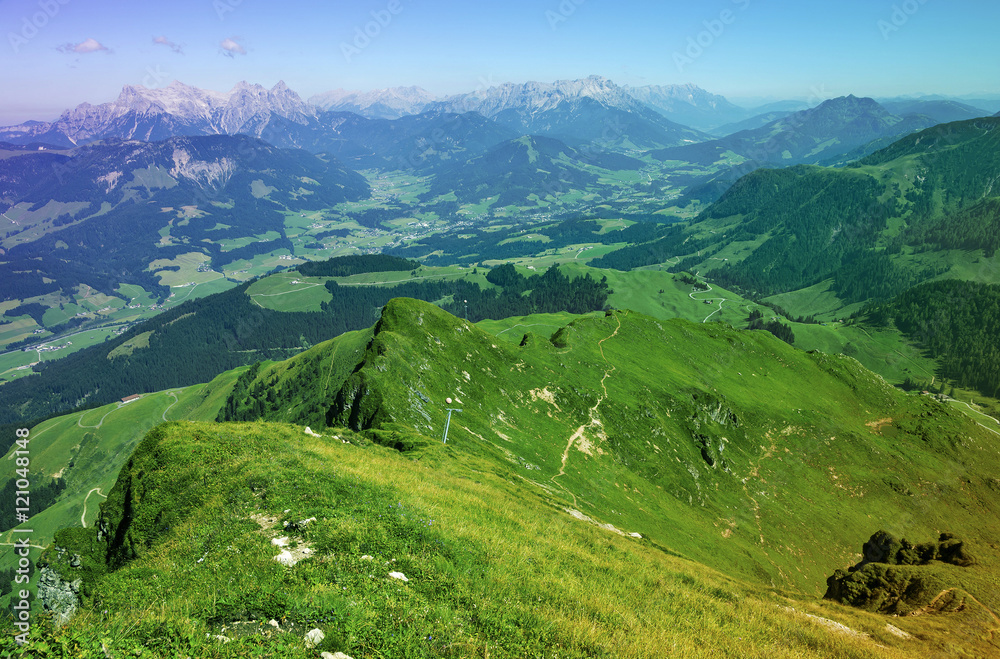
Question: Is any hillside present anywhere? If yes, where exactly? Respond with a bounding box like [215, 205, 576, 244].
[652, 96, 935, 167]
[0, 134, 369, 302]
[6, 298, 1000, 657]
[421, 135, 644, 206]
[595, 117, 1000, 301]
[0, 257, 611, 430]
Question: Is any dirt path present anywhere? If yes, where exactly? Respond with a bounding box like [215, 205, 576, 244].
[77, 405, 120, 430]
[162, 391, 180, 421]
[550, 313, 624, 506]
[81, 487, 107, 528]
[950, 401, 1000, 438]
[913, 588, 1000, 639]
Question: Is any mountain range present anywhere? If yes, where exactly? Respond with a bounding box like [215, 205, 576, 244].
[0, 134, 368, 301]
[307, 86, 436, 119]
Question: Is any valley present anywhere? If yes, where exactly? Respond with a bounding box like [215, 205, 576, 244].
[2, 73, 1000, 657]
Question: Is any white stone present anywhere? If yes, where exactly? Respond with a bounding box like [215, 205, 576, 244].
[321, 652, 355, 659]
[630, 532, 643, 539]
[304, 628, 325, 648]
[388, 571, 409, 582]
[360, 555, 374, 561]
[271, 536, 289, 547]
[274, 550, 297, 567]
[268, 619, 280, 629]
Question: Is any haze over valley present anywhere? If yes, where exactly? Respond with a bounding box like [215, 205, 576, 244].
[2, 1, 1000, 657]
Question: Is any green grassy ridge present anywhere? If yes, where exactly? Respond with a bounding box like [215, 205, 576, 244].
[0, 369, 243, 591]
[221, 300, 1000, 604]
[7, 299, 1000, 656]
[247, 260, 937, 392]
[5, 421, 928, 658]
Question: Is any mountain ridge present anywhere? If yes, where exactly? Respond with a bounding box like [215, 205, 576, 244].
[652, 95, 937, 166]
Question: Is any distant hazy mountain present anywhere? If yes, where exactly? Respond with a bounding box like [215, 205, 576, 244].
[0, 135, 368, 301]
[708, 111, 794, 137]
[623, 83, 748, 132]
[746, 100, 812, 115]
[880, 99, 991, 124]
[0, 81, 315, 147]
[652, 95, 936, 166]
[308, 86, 436, 119]
[428, 75, 710, 149]
[421, 134, 644, 206]
[310, 110, 518, 171]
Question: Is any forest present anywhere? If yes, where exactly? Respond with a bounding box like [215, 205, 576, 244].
[866, 280, 1000, 397]
[0, 263, 609, 450]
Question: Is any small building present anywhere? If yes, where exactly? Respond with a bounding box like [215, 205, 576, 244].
[121, 394, 141, 404]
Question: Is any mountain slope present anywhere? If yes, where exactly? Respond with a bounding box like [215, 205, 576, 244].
[624, 83, 749, 132]
[880, 99, 991, 124]
[596, 117, 1000, 303]
[222, 299, 1000, 596]
[310, 110, 519, 171]
[420, 135, 644, 206]
[12, 297, 1000, 656]
[0, 134, 369, 303]
[653, 96, 936, 166]
[430, 75, 711, 149]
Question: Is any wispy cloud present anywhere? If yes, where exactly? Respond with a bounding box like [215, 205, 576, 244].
[220, 37, 246, 57]
[153, 36, 183, 54]
[57, 38, 109, 54]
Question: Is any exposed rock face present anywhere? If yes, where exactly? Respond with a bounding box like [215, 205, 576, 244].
[824, 531, 975, 614]
[37, 567, 82, 625]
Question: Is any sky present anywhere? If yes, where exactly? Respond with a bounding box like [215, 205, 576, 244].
[1, 0, 999, 125]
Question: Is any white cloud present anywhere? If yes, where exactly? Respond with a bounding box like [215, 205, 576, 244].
[220, 37, 246, 57]
[153, 36, 183, 54]
[57, 38, 109, 54]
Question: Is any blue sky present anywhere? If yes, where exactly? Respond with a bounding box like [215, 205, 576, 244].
[1, 0, 998, 125]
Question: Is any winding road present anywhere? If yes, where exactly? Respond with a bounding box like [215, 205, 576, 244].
[688, 281, 731, 323]
[81, 487, 108, 528]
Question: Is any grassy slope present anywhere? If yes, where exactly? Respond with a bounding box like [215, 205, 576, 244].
[0, 369, 243, 579]
[5, 300, 1000, 656]
[8, 421, 926, 659]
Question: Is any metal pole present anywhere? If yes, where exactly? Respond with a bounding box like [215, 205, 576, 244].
[442, 408, 462, 443]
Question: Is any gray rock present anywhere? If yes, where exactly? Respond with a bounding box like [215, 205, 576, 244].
[37, 567, 82, 625]
[304, 627, 325, 648]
